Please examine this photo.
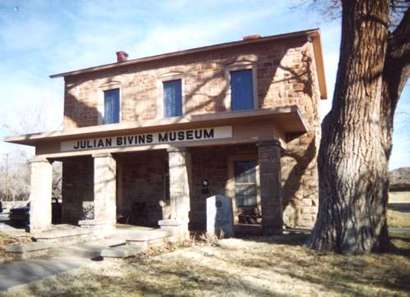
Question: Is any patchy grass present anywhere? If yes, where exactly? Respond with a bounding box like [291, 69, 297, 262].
[1, 233, 409, 297]
[0, 231, 31, 264]
[388, 209, 410, 228]
[0, 232, 15, 263]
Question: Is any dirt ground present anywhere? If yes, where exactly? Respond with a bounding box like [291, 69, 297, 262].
[0, 233, 409, 297]
[0, 232, 30, 264]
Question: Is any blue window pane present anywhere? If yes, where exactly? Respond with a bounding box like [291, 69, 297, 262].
[163, 79, 182, 117]
[104, 89, 120, 124]
[230, 69, 254, 111]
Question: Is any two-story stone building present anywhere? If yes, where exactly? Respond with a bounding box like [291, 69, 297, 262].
[6, 28, 327, 236]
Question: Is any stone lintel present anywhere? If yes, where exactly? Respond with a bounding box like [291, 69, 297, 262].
[92, 152, 114, 159]
[167, 146, 188, 153]
[158, 219, 189, 227]
[30, 156, 51, 164]
[256, 139, 281, 148]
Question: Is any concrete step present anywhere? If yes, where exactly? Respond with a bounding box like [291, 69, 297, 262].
[5, 242, 52, 260]
[125, 230, 169, 247]
[32, 225, 96, 245]
[100, 245, 145, 258]
[100, 229, 170, 258]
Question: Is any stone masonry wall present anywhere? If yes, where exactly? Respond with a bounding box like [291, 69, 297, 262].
[63, 37, 317, 129]
[189, 144, 257, 231]
[62, 37, 321, 228]
[116, 150, 168, 227]
[61, 156, 94, 224]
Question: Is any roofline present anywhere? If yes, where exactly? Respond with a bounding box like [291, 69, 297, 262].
[310, 31, 327, 99]
[49, 28, 327, 98]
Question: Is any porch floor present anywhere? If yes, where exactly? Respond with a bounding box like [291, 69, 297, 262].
[30, 224, 169, 248]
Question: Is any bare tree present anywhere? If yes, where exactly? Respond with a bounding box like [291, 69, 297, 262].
[0, 108, 63, 203]
[308, 0, 409, 253]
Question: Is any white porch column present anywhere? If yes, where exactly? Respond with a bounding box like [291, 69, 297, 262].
[93, 153, 117, 228]
[29, 157, 53, 232]
[159, 147, 191, 237]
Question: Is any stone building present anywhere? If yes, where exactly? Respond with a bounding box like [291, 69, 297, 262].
[6, 29, 327, 235]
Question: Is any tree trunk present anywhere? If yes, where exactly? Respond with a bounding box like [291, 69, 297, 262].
[379, 8, 410, 248]
[309, 0, 390, 253]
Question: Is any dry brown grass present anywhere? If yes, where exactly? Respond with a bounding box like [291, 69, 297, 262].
[0, 232, 16, 264]
[0, 231, 31, 264]
[1, 233, 409, 297]
[388, 209, 410, 228]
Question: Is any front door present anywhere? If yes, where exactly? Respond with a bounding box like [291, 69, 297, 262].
[233, 160, 260, 225]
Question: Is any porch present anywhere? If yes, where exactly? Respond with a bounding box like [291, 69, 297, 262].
[28, 142, 283, 236]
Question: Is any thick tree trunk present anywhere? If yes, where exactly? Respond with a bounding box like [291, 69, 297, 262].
[379, 8, 410, 247]
[309, 0, 390, 253]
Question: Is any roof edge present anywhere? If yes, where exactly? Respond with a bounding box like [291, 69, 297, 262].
[310, 31, 328, 99]
[50, 28, 321, 79]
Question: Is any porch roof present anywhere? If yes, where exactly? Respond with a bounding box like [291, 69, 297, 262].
[4, 106, 308, 146]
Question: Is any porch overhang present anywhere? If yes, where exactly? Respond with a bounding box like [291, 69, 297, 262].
[5, 106, 307, 146]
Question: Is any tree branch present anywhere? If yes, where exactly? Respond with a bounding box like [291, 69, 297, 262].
[383, 8, 410, 106]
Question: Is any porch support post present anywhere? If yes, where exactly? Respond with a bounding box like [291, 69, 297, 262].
[257, 140, 283, 235]
[93, 153, 117, 228]
[159, 147, 191, 237]
[29, 157, 53, 232]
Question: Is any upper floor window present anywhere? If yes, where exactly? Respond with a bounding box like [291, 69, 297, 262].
[230, 69, 255, 111]
[163, 79, 182, 117]
[103, 88, 120, 124]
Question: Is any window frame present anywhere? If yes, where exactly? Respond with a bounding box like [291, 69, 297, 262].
[157, 73, 185, 119]
[225, 63, 258, 112]
[98, 82, 122, 125]
[226, 154, 261, 225]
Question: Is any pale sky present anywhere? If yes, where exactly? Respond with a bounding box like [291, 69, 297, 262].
[0, 0, 408, 169]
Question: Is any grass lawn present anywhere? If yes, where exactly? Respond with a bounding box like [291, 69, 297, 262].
[1, 233, 409, 297]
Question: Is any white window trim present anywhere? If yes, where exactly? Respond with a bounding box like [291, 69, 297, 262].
[157, 72, 185, 119]
[224, 62, 258, 111]
[98, 82, 122, 125]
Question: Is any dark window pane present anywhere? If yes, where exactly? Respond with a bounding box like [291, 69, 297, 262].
[163, 79, 182, 117]
[230, 69, 254, 111]
[234, 160, 257, 207]
[234, 160, 257, 183]
[235, 184, 257, 207]
[104, 88, 120, 124]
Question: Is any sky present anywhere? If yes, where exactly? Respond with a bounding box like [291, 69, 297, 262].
[0, 0, 408, 169]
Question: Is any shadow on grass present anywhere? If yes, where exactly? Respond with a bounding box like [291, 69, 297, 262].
[235, 229, 311, 246]
[214, 232, 410, 296]
[3, 232, 410, 297]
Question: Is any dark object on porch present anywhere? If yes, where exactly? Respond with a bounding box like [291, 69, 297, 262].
[9, 198, 62, 227]
[0, 200, 2, 213]
[201, 179, 210, 195]
[9, 202, 30, 227]
[52, 198, 62, 224]
[238, 207, 261, 224]
[127, 201, 163, 227]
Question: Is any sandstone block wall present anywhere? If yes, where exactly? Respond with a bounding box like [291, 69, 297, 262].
[60, 36, 321, 228]
[116, 150, 168, 227]
[61, 156, 93, 224]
